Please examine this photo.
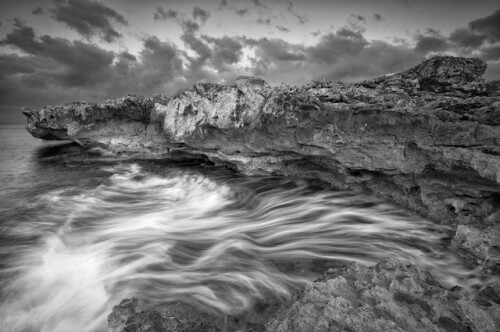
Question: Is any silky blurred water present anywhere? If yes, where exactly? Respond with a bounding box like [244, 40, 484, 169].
[0, 124, 489, 332]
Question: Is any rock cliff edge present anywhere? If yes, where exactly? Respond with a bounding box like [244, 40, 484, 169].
[23, 56, 500, 270]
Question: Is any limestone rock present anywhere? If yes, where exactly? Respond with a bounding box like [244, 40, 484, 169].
[402, 55, 487, 94]
[266, 259, 500, 332]
[107, 298, 221, 332]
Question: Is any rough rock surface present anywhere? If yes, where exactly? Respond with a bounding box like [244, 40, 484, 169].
[107, 298, 221, 332]
[266, 259, 500, 332]
[108, 260, 500, 332]
[23, 56, 500, 269]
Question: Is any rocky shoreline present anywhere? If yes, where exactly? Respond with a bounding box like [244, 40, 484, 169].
[24, 56, 500, 331]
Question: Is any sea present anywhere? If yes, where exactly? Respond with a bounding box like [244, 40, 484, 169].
[0, 124, 488, 331]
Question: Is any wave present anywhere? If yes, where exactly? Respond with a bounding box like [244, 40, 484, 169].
[0, 163, 489, 332]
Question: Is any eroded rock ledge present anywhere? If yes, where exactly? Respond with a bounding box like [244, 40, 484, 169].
[24, 55, 500, 332]
[23, 56, 500, 269]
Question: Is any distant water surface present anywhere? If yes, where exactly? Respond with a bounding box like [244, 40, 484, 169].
[0, 124, 488, 332]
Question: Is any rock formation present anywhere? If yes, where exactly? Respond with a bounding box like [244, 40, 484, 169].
[108, 259, 500, 332]
[23, 56, 500, 271]
[266, 259, 500, 332]
[24, 56, 500, 331]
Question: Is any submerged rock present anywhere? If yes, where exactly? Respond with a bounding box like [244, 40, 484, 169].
[23, 56, 500, 269]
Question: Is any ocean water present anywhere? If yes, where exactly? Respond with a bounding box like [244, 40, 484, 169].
[0, 124, 487, 331]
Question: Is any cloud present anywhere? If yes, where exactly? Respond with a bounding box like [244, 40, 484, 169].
[257, 18, 271, 26]
[433, 9, 500, 63]
[318, 41, 423, 82]
[154, 7, 178, 21]
[374, 14, 384, 21]
[307, 28, 368, 64]
[252, 0, 267, 8]
[414, 30, 449, 53]
[2, 19, 41, 54]
[249, 38, 306, 63]
[235, 8, 249, 16]
[32, 7, 44, 16]
[5, 6, 500, 124]
[285, 0, 308, 25]
[181, 19, 200, 34]
[120, 51, 137, 62]
[275, 25, 290, 33]
[351, 15, 366, 23]
[192, 7, 210, 23]
[49, 0, 128, 43]
[218, 0, 228, 9]
[202, 35, 244, 69]
[0, 22, 185, 120]
[133, 36, 184, 90]
[469, 9, 500, 42]
[449, 28, 486, 48]
[481, 45, 500, 61]
[1, 21, 114, 87]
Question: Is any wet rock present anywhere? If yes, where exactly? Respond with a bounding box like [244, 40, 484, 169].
[108, 298, 221, 332]
[266, 259, 500, 332]
[23, 56, 500, 267]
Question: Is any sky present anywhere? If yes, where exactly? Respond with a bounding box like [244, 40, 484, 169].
[0, 0, 499, 123]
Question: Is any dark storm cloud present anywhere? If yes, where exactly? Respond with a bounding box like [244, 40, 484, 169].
[134, 36, 184, 89]
[318, 41, 423, 82]
[481, 45, 500, 61]
[1, 19, 41, 54]
[0, 21, 185, 121]
[449, 28, 486, 48]
[414, 33, 449, 53]
[1, 21, 114, 87]
[192, 7, 210, 23]
[0, 54, 49, 77]
[432, 9, 500, 62]
[202, 35, 244, 70]
[49, 0, 128, 43]
[154, 7, 178, 21]
[374, 14, 384, 21]
[469, 9, 500, 41]
[179, 20, 211, 70]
